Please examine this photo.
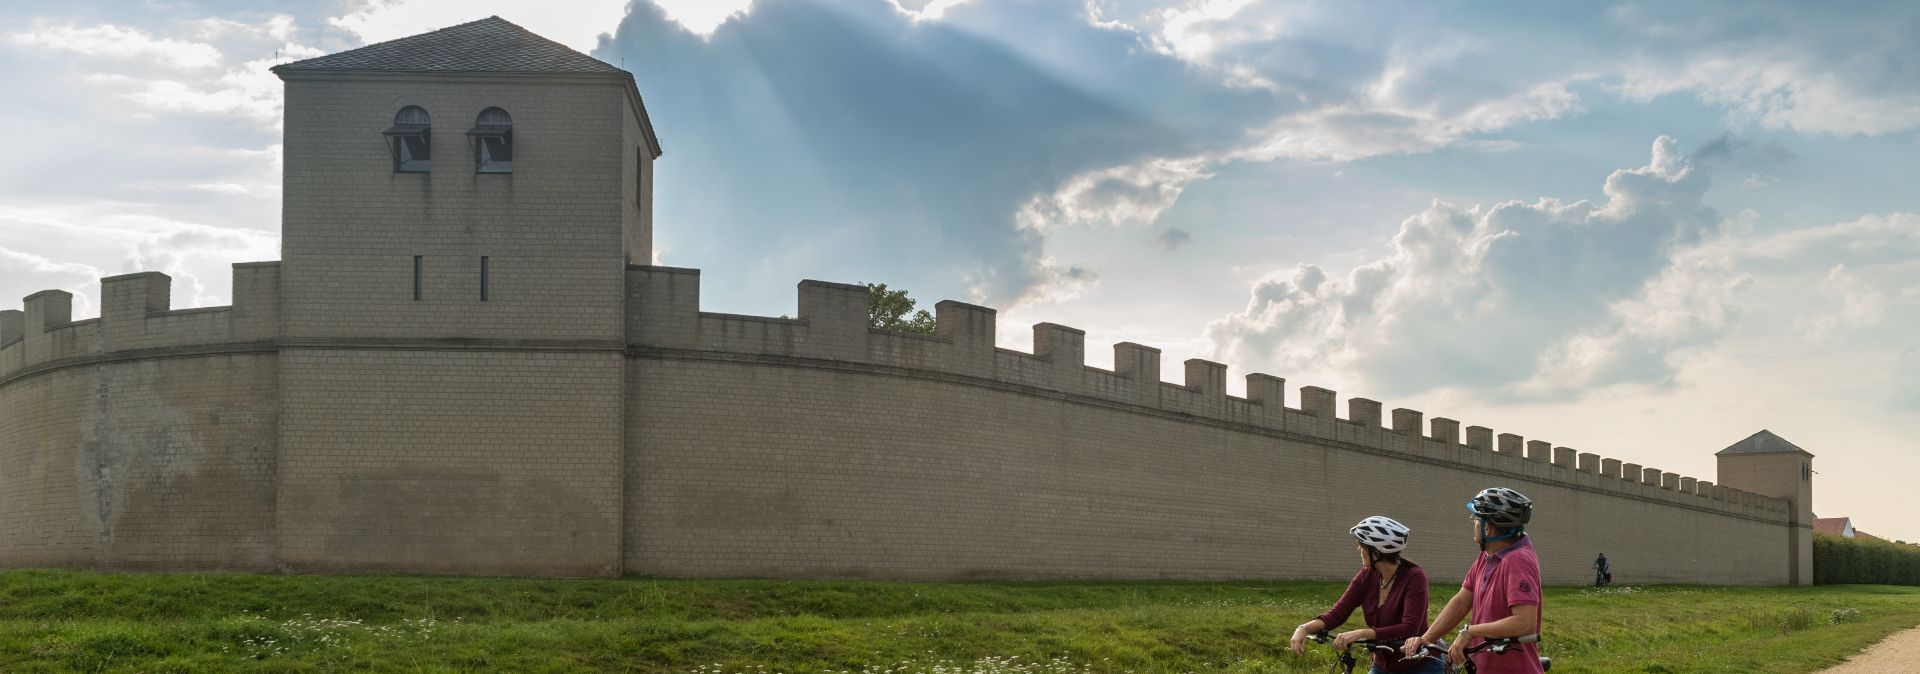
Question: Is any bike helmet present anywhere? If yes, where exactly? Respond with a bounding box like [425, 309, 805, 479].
[1467, 487, 1533, 528]
[1350, 516, 1410, 555]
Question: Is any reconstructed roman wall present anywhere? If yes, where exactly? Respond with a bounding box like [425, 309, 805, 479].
[269, 73, 636, 576]
[0, 267, 280, 571]
[0, 262, 1800, 583]
[623, 266, 1798, 585]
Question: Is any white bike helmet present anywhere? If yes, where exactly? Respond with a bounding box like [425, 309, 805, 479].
[1468, 487, 1533, 528]
[1350, 516, 1411, 555]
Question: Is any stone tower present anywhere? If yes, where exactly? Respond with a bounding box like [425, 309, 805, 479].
[267, 17, 661, 576]
[1716, 430, 1815, 585]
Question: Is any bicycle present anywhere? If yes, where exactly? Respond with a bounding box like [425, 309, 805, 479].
[1306, 631, 1409, 674]
[1411, 633, 1552, 673]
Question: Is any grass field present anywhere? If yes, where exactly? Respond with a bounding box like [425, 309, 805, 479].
[0, 571, 1915, 673]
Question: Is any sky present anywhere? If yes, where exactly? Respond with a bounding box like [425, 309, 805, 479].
[3, 0, 1918, 542]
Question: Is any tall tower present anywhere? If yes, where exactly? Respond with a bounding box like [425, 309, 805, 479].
[268, 17, 661, 576]
[1716, 430, 1815, 586]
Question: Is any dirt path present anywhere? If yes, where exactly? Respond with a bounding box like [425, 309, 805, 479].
[1819, 625, 1920, 673]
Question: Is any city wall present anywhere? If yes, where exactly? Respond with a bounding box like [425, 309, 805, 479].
[0, 264, 1799, 583]
[624, 266, 1795, 585]
[0, 266, 280, 571]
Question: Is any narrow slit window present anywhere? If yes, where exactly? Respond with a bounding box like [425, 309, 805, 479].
[480, 256, 489, 301]
[470, 107, 513, 173]
[636, 147, 644, 207]
[385, 106, 432, 173]
[413, 256, 423, 300]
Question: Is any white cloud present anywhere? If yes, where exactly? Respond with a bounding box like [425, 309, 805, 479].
[1234, 81, 1581, 162]
[330, 0, 641, 50]
[889, 0, 978, 23]
[113, 56, 285, 125]
[1017, 156, 1212, 231]
[0, 246, 106, 279]
[1150, 0, 1261, 63]
[1606, 1, 1920, 138]
[6, 24, 222, 70]
[1207, 136, 1722, 399]
[190, 15, 297, 42]
[1796, 264, 1887, 339]
[1616, 54, 1920, 135]
[966, 229, 1099, 310]
[0, 204, 278, 315]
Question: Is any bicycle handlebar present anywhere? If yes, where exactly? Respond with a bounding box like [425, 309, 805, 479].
[1308, 631, 1407, 652]
[1416, 634, 1541, 657]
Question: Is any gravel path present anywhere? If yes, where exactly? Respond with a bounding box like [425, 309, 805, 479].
[1819, 625, 1920, 673]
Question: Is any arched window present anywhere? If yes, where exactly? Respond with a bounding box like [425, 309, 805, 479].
[384, 106, 432, 173]
[469, 107, 512, 173]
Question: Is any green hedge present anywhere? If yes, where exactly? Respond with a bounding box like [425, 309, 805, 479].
[1815, 532, 1920, 585]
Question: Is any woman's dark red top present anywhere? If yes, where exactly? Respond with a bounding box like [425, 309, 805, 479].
[1312, 561, 1431, 673]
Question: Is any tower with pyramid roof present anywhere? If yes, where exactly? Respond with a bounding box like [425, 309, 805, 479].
[264, 17, 660, 575]
[1717, 429, 1815, 585]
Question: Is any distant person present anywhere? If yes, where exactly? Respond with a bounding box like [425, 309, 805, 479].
[1593, 553, 1610, 587]
[1404, 487, 1544, 674]
[1289, 516, 1440, 673]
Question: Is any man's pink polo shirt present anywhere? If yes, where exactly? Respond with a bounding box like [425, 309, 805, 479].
[1460, 534, 1543, 674]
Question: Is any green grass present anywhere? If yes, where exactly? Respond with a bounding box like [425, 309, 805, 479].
[0, 571, 1915, 673]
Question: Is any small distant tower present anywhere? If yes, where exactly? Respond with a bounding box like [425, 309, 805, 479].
[1716, 430, 1815, 586]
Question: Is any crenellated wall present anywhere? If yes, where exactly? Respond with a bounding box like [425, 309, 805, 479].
[0, 260, 1804, 583]
[0, 265, 281, 571]
[623, 266, 1799, 585]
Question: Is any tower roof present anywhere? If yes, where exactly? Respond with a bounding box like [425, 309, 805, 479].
[272, 16, 625, 75]
[270, 16, 661, 158]
[1716, 429, 1814, 458]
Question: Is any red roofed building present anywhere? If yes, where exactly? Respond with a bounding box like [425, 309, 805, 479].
[1814, 516, 1856, 538]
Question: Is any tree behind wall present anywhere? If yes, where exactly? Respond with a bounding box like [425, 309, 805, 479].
[867, 283, 935, 335]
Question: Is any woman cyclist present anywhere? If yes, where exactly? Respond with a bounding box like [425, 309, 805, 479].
[1289, 516, 1439, 674]
[1404, 487, 1544, 674]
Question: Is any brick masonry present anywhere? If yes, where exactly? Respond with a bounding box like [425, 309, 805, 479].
[0, 38, 1813, 585]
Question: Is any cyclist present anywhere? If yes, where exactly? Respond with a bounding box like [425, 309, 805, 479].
[1402, 488, 1543, 674]
[1289, 516, 1439, 673]
[1592, 553, 1609, 587]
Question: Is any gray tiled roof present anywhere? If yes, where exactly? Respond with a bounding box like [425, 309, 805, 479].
[1717, 429, 1814, 457]
[273, 16, 625, 75]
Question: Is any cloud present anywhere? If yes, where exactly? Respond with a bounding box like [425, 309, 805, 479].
[889, 0, 979, 22]
[1017, 157, 1212, 231]
[1207, 136, 1723, 399]
[1234, 81, 1581, 162]
[1796, 264, 1887, 339]
[6, 24, 222, 70]
[1609, 2, 1920, 135]
[1156, 228, 1192, 250]
[330, 0, 634, 52]
[109, 55, 289, 124]
[190, 15, 297, 42]
[606, 0, 1197, 310]
[0, 204, 278, 315]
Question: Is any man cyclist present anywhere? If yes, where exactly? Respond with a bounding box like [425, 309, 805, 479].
[1592, 552, 1609, 587]
[1402, 487, 1543, 674]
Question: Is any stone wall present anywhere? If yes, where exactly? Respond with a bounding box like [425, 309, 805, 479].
[275, 348, 624, 576]
[0, 262, 1805, 583]
[0, 267, 280, 571]
[623, 266, 1799, 585]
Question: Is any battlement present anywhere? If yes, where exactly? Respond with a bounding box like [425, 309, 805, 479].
[0, 263, 281, 383]
[625, 266, 1788, 522]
